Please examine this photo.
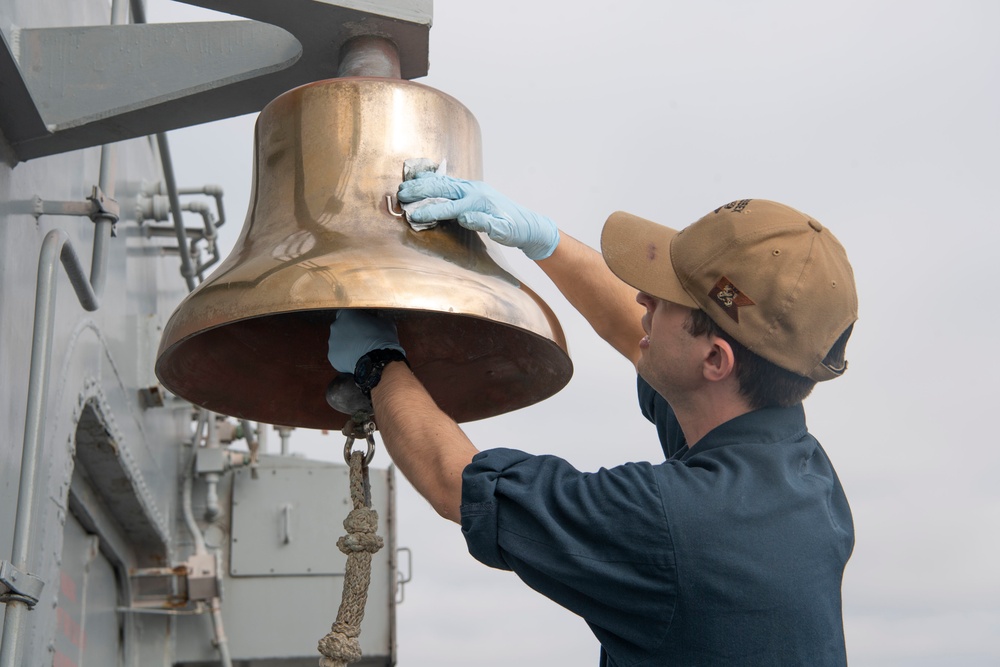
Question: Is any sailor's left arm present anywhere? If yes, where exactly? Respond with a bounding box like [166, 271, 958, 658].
[370, 362, 477, 523]
[327, 308, 477, 523]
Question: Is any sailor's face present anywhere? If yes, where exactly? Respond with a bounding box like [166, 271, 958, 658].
[635, 292, 703, 398]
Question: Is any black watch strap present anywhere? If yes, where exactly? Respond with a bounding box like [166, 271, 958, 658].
[353, 348, 408, 398]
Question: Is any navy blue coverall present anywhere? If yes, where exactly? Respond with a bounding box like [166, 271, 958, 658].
[460, 377, 853, 666]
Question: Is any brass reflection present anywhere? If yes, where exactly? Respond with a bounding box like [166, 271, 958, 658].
[155, 78, 572, 428]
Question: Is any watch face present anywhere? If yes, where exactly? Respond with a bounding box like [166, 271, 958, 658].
[356, 356, 375, 383]
[354, 349, 406, 397]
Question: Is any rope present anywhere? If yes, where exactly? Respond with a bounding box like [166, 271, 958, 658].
[317, 447, 384, 666]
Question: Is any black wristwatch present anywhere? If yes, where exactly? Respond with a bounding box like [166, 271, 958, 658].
[353, 348, 408, 398]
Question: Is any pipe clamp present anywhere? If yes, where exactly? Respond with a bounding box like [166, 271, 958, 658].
[87, 185, 120, 226]
[0, 560, 45, 608]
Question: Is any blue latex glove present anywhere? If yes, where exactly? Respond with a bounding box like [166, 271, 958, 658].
[397, 173, 560, 260]
[327, 309, 405, 374]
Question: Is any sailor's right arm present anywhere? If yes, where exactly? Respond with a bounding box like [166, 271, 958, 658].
[536, 230, 645, 366]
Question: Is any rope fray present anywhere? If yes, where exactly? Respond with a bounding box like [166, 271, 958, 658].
[317, 448, 384, 667]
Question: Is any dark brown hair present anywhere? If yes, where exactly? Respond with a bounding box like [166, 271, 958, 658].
[684, 309, 816, 409]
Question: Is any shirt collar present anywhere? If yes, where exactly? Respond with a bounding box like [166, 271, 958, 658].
[675, 403, 808, 461]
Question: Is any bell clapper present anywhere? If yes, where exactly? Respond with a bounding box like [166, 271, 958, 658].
[326, 374, 374, 416]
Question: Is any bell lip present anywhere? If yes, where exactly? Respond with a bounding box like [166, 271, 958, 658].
[155, 307, 574, 429]
[159, 232, 560, 358]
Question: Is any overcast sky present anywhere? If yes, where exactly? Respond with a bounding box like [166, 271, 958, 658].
[151, 1, 999, 664]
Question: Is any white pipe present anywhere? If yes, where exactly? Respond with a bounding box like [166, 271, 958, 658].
[183, 201, 220, 279]
[239, 419, 260, 479]
[182, 411, 208, 556]
[278, 426, 293, 457]
[177, 184, 226, 230]
[180, 412, 232, 667]
[256, 422, 268, 455]
[203, 414, 221, 521]
[203, 473, 221, 522]
[209, 595, 233, 667]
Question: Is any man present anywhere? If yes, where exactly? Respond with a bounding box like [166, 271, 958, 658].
[328, 175, 857, 666]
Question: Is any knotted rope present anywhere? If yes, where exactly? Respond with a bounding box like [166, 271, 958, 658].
[317, 434, 384, 667]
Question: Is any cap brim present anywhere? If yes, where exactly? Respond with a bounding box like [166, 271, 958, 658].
[601, 211, 699, 308]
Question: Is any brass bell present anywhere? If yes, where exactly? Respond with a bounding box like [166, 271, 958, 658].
[155, 77, 572, 429]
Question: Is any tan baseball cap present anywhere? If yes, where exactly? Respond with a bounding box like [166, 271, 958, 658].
[601, 199, 857, 382]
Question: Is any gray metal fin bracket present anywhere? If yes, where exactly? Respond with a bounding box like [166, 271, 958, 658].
[1, 0, 431, 161]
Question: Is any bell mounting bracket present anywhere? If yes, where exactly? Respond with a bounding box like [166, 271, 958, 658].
[0, 0, 431, 162]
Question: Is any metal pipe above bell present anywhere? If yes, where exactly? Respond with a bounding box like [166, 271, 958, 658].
[155, 76, 572, 429]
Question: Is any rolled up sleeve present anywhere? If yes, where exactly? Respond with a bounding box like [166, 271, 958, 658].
[460, 448, 529, 569]
[460, 448, 678, 664]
